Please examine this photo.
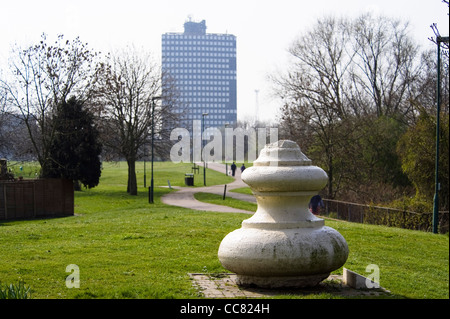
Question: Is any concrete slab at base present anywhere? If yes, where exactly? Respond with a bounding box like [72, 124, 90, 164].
[235, 273, 330, 289]
[189, 273, 390, 298]
[343, 268, 380, 289]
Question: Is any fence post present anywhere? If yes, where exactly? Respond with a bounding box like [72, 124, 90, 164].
[402, 210, 405, 229]
[387, 209, 391, 227]
[360, 207, 363, 224]
[33, 182, 36, 217]
[3, 184, 7, 219]
[336, 203, 340, 219]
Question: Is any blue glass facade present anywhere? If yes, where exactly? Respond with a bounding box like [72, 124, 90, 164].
[162, 20, 237, 128]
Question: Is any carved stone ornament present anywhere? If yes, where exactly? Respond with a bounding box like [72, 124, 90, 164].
[218, 140, 349, 288]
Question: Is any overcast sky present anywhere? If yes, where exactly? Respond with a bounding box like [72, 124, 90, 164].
[1, 0, 448, 123]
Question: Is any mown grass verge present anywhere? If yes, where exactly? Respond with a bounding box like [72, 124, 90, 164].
[0, 162, 448, 299]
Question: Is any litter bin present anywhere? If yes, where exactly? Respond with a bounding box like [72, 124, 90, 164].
[185, 173, 194, 186]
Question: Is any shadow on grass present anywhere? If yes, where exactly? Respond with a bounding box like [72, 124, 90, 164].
[75, 185, 174, 201]
[0, 214, 72, 226]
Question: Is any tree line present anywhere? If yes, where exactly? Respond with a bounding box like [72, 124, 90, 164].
[0, 34, 182, 195]
[1, 10, 448, 212]
[272, 11, 449, 212]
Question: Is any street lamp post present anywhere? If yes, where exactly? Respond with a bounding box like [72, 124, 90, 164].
[224, 123, 230, 176]
[432, 36, 449, 233]
[144, 145, 146, 188]
[202, 113, 208, 186]
[150, 96, 161, 204]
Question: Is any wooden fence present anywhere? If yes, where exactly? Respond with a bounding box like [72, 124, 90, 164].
[322, 199, 449, 234]
[0, 179, 74, 220]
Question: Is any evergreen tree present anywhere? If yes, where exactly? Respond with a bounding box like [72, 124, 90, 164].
[43, 97, 102, 189]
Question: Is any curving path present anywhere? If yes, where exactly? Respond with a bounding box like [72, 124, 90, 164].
[161, 162, 255, 214]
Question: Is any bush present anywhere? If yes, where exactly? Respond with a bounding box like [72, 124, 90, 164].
[0, 281, 32, 299]
[389, 195, 432, 214]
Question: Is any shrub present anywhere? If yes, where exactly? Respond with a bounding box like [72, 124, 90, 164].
[0, 281, 32, 299]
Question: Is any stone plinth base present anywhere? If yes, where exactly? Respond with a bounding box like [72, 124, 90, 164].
[235, 273, 330, 289]
[189, 273, 391, 298]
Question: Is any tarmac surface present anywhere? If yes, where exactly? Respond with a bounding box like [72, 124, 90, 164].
[161, 162, 255, 214]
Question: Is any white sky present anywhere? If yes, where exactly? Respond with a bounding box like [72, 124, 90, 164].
[1, 0, 448, 123]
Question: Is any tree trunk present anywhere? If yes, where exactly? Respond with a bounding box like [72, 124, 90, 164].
[127, 159, 138, 195]
[327, 161, 333, 200]
[73, 180, 81, 191]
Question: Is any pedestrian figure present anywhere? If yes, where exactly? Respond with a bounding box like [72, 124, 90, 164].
[230, 162, 237, 176]
[240, 164, 246, 173]
[309, 195, 324, 215]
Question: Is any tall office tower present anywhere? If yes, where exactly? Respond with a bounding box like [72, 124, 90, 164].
[162, 19, 237, 129]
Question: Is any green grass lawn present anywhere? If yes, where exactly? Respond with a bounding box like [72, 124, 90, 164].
[194, 192, 257, 212]
[6, 161, 41, 179]
[230, 186, 253, 195]
[0, 162, 448, 299]
[101, 161, 234, 189]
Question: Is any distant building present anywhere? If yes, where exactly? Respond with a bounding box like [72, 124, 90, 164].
[162, 19, 237, 129]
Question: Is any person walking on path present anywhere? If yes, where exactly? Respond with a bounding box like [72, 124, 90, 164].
[231, 162, 237, 176]
[240, 164, 246, 173]
[161, 161, 255, 214]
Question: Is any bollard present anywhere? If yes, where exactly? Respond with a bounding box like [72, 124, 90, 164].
[148, 186, 153, 204]
[223, 184, 227, 200]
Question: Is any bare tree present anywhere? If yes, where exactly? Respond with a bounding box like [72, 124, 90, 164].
[0, 33, 104, 175]
[1, 81, 35, 160]
[272, 16, 354, 198]
[273, 13, 421, 200]
[96, 46, 180, 195]
[427, 0, 450, 117]
[411, 49, 450, 117]
[0, 84, 9, 154]
[349, 14, 421, 120]
[429, 0, 449, 60]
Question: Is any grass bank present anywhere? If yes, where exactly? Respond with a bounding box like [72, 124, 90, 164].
[194, 192, 257, 212]
[0, 162, 448, 299]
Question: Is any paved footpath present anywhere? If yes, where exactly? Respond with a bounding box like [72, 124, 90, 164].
[161, 162, 255, 214]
